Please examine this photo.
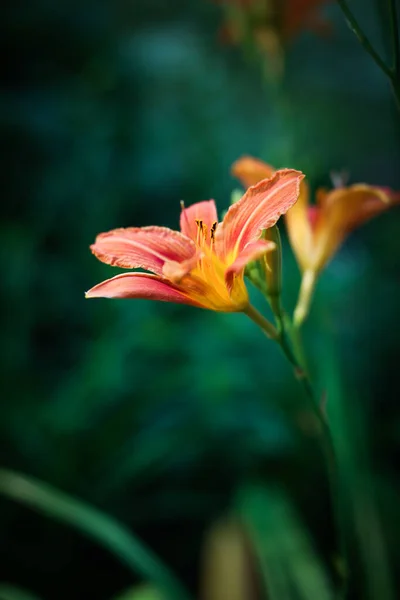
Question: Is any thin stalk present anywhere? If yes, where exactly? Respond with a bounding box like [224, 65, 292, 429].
[389, 0, 400, 109]
[293, 269, 317, 328]
[245, 304, 327, 437]
[336, 0, 392, 77]
[337, 0, 400, 110]
[284, 311, 310, 379]
[245, 303, 348, 595]
[389, 0, 400, 75]
[244, 303, 279, 340]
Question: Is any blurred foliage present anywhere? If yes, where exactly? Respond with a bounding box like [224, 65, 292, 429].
[236, 484, 335, 600]
[1, 0, 400, 598]
[111, 587, 164, 600]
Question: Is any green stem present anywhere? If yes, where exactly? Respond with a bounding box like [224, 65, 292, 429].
[389, 0, 400, 110]
[293, 269, 317, 327]
[285, 311, 310, 378]
[245, 305, 326, 434]
[245, 304, 348, 594]
[389, 0, 400, 75]
[337, 0, 400, 111]
[244, 303, 279, 340]
[336, 0, 392, 77]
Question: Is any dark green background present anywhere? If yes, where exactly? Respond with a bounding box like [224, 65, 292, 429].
[1, 1, 399, 598]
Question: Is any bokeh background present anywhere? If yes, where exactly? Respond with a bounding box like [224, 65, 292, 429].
[1, 1, 400, 599]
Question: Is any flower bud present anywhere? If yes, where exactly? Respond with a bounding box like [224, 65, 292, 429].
[262, 224, 282, 316]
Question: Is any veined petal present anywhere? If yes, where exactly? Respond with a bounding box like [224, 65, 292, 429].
[320, 184, 390, 224]
[225, 239, 276, 291]
[85, 272, 202, 306]
[284, 179, 315, 272]
[180, 200, 218, 241]
[231, 156, 312, 271]
[312, 185, 392, 272]
[220, 169, 304, 257]
[90, 226, 196, 275]
[231, 155, 276, 188]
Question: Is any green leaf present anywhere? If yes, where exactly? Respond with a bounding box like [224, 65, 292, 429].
[0, 470, 191, 600]
[0, 584, 42, 600]
[236, 484, 335, 600]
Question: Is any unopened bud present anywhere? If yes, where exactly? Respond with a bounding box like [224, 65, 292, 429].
[263, 225, 282, 316]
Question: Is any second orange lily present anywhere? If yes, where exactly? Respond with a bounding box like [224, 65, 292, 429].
[232, 155, 399, 324]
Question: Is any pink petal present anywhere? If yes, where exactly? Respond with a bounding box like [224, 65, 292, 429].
[85, 272, 202, 306]
[90, 226, 196, 275]
[180, 200, 218, 241]
[225, 239, 275, 290]
[219, 169, 304, 256]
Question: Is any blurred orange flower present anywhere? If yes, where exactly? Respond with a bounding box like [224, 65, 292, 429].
[86, 169, 303, 313]
[232, 155, 398, 274]
[212, 0, 332, 76]
[232, 156, 399, 323]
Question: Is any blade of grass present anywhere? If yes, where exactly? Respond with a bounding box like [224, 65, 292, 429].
[0, 469, 191, 600]
[0, 585, 42, 600]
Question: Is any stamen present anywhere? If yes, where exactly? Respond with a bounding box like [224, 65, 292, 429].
[195, 218, 204, 233]
[194, 219, 204, 252]
[210, 221, 217, 242]
[195, 219, 207, 246]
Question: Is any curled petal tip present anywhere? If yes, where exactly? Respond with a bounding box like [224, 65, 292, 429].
[85, 288, 98, 299]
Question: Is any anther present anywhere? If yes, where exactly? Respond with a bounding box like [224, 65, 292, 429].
[195, 219, 204, 233]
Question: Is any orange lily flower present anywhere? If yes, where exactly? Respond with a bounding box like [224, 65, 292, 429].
[86, 170, 303, 315]
[232, 156, 399, 323]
